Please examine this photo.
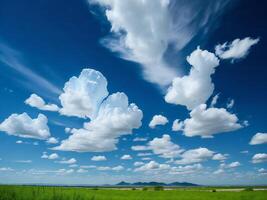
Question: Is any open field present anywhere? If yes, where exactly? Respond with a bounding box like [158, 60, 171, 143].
[0, 185, 266, 200]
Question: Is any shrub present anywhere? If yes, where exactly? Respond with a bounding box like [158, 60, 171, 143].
[244, 187, 253, 191]
[142, 187, 148, 191]
[154, 186, 164, 191]
[212, 189, 216, 192]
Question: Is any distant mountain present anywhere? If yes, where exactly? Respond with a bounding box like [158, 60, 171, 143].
[116, 181, 199, 187]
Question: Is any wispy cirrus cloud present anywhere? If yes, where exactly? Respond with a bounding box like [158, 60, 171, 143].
[0, 43, 61, 97]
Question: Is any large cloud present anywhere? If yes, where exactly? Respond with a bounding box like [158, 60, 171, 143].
[165, 48, 219, 110]
[182, 104, 243, 138]
[25, 94, 59, 112]
[252, 153, 267, 164]
[149, 115, 168, 128]
[0, 113, 51, 140]
[54, 92, 142, 152]
[132, 134, 182, 159]
[215, 37, 259, 61]
[175, 147, 214, 165]
[148, 134, 182, 158]
[249, 133, 267, 145]
[59, 69, 109, 119]
[91, 0, 231, 86]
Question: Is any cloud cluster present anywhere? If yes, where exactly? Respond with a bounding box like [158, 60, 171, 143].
[25, 94, 59, 111]
[53, 69, 142, 152]
[215, 37, 259, 61]
[249, 133, 267, 145]
[175, 147, 214, 165]
[91, 155, 107, 161]
[132, 134, 182, 159]
[121, 155, 132, 160]
[149, 115, 168, 128]
[182, 104, 243, 138]
[165, 48, 219, 110]
[148, 134, 182, 158]
[41, 152, 59, 160]
[0, 113, 50, 140]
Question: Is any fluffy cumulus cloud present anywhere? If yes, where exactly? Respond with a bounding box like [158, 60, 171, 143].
[148, 134, 182, 158]
[165, 48, 220, 110]
[25, 94, 59, 111]
[149, 115, 168, 128]
[212, 153, 228, 161]
[41, 152, 59, 160]
[134, 161, 170, 172]
[252, 153, 267, 164]
[54, 92, 143, 152]
[175, 147, 214, 165]
[0, 113, 51, 140]
[182, 104, 243, 138]
[59, 69, 109, 119]
[249, 133, 267, 145]
[58, 158, 77, 164]
[46, 137, 59, 144]
[91, 0, 231, 86]
[91, 155, 107, 161]
[215, 37, 259, 61]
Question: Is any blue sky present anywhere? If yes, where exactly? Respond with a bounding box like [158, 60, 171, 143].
[0, 0, 266, 185]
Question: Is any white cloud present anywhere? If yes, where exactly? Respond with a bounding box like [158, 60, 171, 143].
[175, 147, 214, 165]
[170, 163, 203, 175]
[54, 92, 142, 152]
[227, 99, 234, 109]
[77, 168, 88, 173]
[65, 127, 71, 133]
[91, 155, 107, 161]
[0, 167, 14, 171]
[97, 165, 124, 171]
[148, 134, 182, 158]
[92, 0, 231, 86]
[213, 169, 224, 174]
[133, 137, 148, 142]
[227, 161, 241, 168]
[15, 160, 32, 163]
[137, 153, 152, 157]
[165, 48, 220, 110]
[16, 140, 23, 144]
[249, 133, 267, 145]
[131, 145, 149, 151]
[58, 158, 77, 164]
[121, 155, 132, 160]
[46, 137, 59, 144]
[91, 0, 177, 86]
[25, 93, 59, 111]
[172, 119, 183, 131]
[134, 161, 144, 167]
[212, 153, 228, 161]
[252, 153, 267, 164]
[0, 113, 51, 140]
[215, 37, 259, 61]
[210, 94, 219, 107]
[54, 69, 143, 152]
[182, 104, 242, 138]
[59, 68, 109, 119]
[135, 161, 170, 172]
[149, 115, 168, 128]
[42, 152, 59, 160]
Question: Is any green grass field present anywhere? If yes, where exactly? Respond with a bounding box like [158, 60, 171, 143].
[0, 185, 266, 200]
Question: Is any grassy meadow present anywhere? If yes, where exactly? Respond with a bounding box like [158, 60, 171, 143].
[0, 185, 266, 200]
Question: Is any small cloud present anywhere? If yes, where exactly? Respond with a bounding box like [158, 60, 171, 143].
[149, 115, 168, 128]
[120, 155, 132, 160]
[91, 156, 107, 161]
